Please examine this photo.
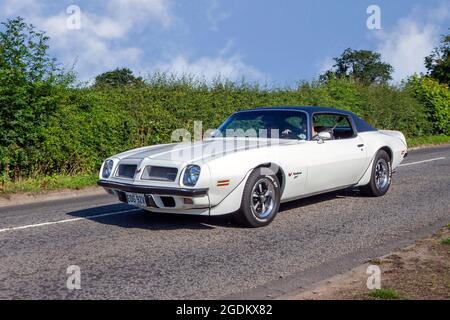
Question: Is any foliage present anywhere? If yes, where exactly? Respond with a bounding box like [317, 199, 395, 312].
[26, 75, 436, 178]
[425, 30, 450, 86]
[0, 17, 73, 180]
[357, 82, 432, 137]
[369, 288, 402, 300]
[94, 67, 144, 88]
[320, 48, 394, 85]
[407, 134, 450, 147]
[0, 173, 97, 194]
[406, 76, 450, 135]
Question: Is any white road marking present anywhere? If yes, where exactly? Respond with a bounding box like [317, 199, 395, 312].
[399, 157, 446, 167]
[0, 208, 142, 233]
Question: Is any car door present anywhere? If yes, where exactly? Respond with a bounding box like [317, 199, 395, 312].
[305, 113, 367, 194]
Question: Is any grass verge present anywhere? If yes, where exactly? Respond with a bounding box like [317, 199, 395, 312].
[291, 224, 450, 300]
[0, 173, 98, 194]
[407, 134, 450, 147]
[369, 288, 402, 300]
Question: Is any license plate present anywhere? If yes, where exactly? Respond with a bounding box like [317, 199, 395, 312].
[125, 192, 146, 207]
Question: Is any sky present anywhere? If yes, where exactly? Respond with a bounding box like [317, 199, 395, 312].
[0, 0, 449, 85]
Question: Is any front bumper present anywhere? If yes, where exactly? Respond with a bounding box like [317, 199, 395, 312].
[97, 180, 208, 197]
[97, 180, 210, 213]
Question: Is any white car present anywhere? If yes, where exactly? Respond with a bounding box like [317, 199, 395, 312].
[98, 106, 408, 227]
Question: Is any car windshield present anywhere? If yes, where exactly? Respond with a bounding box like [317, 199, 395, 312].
[213, 110, 308, 140]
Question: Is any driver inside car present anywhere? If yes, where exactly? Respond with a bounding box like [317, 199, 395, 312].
[311, 116, 336, 140]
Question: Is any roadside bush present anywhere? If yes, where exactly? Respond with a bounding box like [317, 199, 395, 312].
[406, 76, 450, 135]
[0, 17, 73, 180]
[38, 87, 180, 175]
[357, 83, 432, 137]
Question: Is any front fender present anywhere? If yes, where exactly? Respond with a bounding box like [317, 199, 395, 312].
[206, 159, 284, 213]
[208, 169, 253, 216]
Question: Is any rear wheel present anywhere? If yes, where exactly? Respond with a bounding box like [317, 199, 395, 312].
[234, 169, 280, 227]
[361, 150, 392, 196]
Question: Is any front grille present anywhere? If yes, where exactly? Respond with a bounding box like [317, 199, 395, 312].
[141, 166, 178, 182]
[116, 164, 137, 179]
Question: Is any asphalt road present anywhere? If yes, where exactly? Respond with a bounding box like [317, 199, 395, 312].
[1, 145, 449, 299]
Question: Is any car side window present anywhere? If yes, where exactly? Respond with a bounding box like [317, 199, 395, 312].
[312, 113, 356, 140]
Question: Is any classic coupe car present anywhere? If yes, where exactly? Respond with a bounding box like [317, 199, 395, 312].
[98, 106, 408, 227]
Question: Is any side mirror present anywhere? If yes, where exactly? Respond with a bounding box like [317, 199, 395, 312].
[208, 129, 220, 138]
[317, 131, 332, 143]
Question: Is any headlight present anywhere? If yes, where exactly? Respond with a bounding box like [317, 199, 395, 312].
[183, 165, 201, 186]
[102, 160, 114, 179]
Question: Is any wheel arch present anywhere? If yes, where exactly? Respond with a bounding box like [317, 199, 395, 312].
[379, 146, 393, 163]
[356, 145, 393, 187]
[208, 162, 285, 216]
[253, 162, 286, 196]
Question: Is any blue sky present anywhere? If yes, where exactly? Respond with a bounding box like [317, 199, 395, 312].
[1, 0, 449, 85]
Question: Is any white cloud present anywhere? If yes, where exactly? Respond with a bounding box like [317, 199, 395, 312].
[34, 12, 144, 80]
[87, 16, 126, 39]
[42, 14, 144, 81]
[375, 3, 450, 82]
[156, 53, 265, 82]
[1, 0, 39, 17]
[0, 0, 174, 80]
[0, 0, 260, 83]
[317, 4, 449, 82]
[155, 38, 265, 82]
[40, 13, 125, 39]
[107, 0, 174, 29]
[376, 20, 438, 82]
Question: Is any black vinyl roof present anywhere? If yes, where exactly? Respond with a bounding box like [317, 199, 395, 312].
[238, 106, 377, 132]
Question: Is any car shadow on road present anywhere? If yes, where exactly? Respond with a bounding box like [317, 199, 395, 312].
[66, 203, 234, 231]
[279, 188, 362, 212]
[66, 188, 362, 230]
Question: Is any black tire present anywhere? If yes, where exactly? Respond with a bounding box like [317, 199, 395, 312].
[234, 168, 281, 228]
[361, 150, 392, 197]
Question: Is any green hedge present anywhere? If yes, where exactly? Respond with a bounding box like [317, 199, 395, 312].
[406, 76, 450, 135]
[0, 76, 448, 181]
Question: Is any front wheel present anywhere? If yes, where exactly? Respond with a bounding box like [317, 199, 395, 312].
[361, 150, 392, 196]
[234, 169, 281, 227]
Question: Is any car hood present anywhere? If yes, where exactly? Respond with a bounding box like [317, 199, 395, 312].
[113, 138, 299, 164]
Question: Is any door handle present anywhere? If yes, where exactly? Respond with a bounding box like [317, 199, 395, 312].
[357, 144, 364, 147]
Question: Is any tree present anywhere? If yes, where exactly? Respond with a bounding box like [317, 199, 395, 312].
[425, 30, 450, 86]
[320, 48, 393, 85]
[0, 17, 71, 179]
[94, 68, 144, 87]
